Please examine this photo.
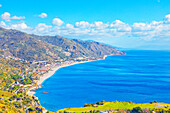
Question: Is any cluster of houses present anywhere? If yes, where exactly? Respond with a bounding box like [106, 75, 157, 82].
[3, 56, 106, 112]
[29, 62, 54, 79]
[26, 56, 103, 84]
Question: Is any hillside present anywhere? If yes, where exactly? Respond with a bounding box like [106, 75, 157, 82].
[0, 26, 126, 113]
[0, 26, 125, 62]
[0, 57, 28, 75]
[31, 35, 125, 59]
[0, 27, 57, 61]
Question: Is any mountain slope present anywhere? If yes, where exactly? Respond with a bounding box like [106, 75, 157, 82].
[31, 35, 125, 58]
[0, 27, 57, 61]
[0, 27, 125, 61]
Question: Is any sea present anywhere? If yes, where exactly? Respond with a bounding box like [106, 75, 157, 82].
[34, 50, 170, 112]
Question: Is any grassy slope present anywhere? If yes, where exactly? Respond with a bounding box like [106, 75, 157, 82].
[58, 101, 170, 112]
[0, 91, 13, 98]
[0, 103, 19, 113]
[0, 57, 28, 75]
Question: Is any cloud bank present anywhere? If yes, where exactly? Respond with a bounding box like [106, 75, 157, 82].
[1, 13, 170, 41]
[1, 12, 25, 22]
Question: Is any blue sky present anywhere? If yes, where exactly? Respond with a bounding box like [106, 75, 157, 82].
[0, 0, 170, 49]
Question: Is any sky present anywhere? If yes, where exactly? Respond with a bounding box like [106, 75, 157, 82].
[0, 0, 170, 49]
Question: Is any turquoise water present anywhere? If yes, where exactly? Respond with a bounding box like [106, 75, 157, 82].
[35, 50, 170, 112]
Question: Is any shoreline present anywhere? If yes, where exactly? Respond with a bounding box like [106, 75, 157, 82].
[37, 60, 95, 85]
[26, 53, 122, 97]
[26, 59, 100, 97]
[26, 54, 117, 111]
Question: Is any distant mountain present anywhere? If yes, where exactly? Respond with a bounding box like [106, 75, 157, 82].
[0, 27, 125, 61]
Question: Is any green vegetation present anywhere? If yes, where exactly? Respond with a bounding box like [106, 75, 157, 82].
[1, 26, 170, 113]
[58, 101, 170, 113]
[0, 103, 19, 113]
[0, 72, 38, 112]
[131, 107, 142, 113]
[0, 57, 28, 75]
[0, 90, 13, 98]
[0, 57, 41, 112]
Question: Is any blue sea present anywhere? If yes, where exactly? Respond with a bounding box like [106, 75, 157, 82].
[34, 50, 170, 112]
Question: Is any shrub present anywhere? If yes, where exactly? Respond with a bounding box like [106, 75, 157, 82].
[131, 107, 142, 113]
[153, 100, 157, 103]
[150, 101, 153, 104]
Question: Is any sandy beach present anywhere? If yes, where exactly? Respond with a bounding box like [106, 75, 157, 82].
[27, 60, 96, 96]
[37, 60, 95, 85]
[26, 54, 115, 97]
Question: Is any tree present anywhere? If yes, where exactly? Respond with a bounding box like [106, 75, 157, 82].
[162, 109, 166, 113]
[102, 100, 106, 103]
[84, 103, 88, 107]
[150, 101, 153, 104]
[27, 108, 34, 112]
[131, 107, 142, 113]
[96, 110, 101, 113]
[153, 100, 157, 103]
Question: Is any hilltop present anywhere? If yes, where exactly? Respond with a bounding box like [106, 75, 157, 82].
[0, 27, 125, 62]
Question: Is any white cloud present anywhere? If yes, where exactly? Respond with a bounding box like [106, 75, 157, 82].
[150, 21, 162, 25]
[38, 13, 47, 18]
[132, 23, 151, 31]
[65, 24, 74, 29]
[1, 12, 25, 21]
[0, 21, 6, 27]
[110, 20, 125, 27]
[75, 21, 90, 28]
[1, 12, 11, 21]
[11, 22, 29, 30]
[35, 23, 51, 31]
[110, 20, 131, 32]
[11, 16, 25, 19]
[33, 23, 52, 35]
[94, 21, 109, 29]
[52, 18, 64, 26]
[95, 21, 103, 27]
[164, 14, 170, 23]
[1, 13, 170, 41]
[0, 4, 2, 7]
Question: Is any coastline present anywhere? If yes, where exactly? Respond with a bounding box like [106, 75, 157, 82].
[26, 59, 99, 97]
[26, 53, 119, 112]
[26, 53, 124, 97]
[37, 60, 95, 85]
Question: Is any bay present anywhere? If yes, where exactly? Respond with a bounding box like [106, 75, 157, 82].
[35, 50, 170, 111]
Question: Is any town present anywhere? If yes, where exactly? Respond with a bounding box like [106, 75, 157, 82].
[0, 54, 103, 113]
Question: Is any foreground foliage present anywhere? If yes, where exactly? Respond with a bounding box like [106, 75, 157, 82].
[58, 101, 170, 113]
